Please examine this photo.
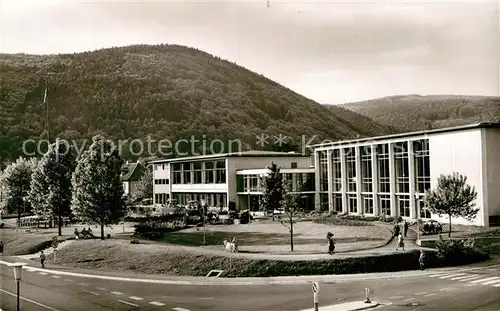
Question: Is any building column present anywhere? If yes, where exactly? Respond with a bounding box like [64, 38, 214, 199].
[314, 151, 321, 211]
[355, 146, 362, 214]
[408, 140, 416, 219]
[388, 143, 397, 217]
[371, 145, 379, 215]
[340, 148, 348, 214]
[327, 149, 334, 212]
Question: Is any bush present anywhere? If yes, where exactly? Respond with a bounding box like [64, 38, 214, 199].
[379, 216, 395, 223]
[130, 239, 140, 244]
[313, 217, 374, 227]
[133, 220, 188, 239]
[435, 235, 488, 266]
[339, 215, 380, 222]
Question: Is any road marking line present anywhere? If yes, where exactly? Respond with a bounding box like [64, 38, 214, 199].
[465, 283, 478, 287]
[82, 290, 99, 296]
[459, 275, 481, 281]
[439, 273, 465, 279]
[451, 274, 477, 280]
[440, 287, 453, 291]
[96, 287, 106, 291]
[150, 301, 165, 306]
[478, 277, 500, 285]
[404, 298, 415, 302]
[111, 291, 124, 295]
[200, 297, 215, 300]
[471, 277, 499, 284]
[429, 273, 449, 277]
[173, 307, 190, 311]
[0, 288, 59, 311]
[493, 283, 500, 287]
[414, 292, 427, 295]
[51, 275, 61, 279]
[117, 300, 139, 307]
[424, 293, 436, 297]
[129, 296, 143, 301]
[38, 272, 48, 275]
[78, 282, 89, 286]
[389, 296, 404, 299]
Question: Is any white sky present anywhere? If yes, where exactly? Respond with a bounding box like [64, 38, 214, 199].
[1, 0, 499, 104]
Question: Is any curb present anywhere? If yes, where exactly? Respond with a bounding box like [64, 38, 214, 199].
[301, 301, 380, 311]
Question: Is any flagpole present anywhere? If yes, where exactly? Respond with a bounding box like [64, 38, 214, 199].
[44, 83, 50, 143]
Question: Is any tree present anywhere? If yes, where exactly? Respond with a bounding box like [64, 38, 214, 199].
[29, 138, 77, 236]
[132, 164, 153, 203]
[280, 180, 304, 252]
[424, 172, 478, 237]
[259, 162, 284, 212]
[71, 135, 127, 239]
[0, 157, 37, 223]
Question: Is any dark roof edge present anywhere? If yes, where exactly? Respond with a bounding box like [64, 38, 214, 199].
[310, 122, 500, 148]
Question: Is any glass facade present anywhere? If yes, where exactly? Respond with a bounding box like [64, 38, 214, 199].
[171, 160, 226, 185]
[319, 151, 328, 192]
[332, 149, 342, 192]
[414, 140, 431, 193]
[377, 144, 390, 193]
[346, 147, 356, 192]
[394, 142, 409, 193]
[361, 146, 372, 193]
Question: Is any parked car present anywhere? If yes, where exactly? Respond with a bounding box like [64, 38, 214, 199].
[421, 219, 443, 235]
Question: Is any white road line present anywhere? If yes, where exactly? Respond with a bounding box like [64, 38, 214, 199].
[111, 291, 124, 295]
[465, 283, 478, 287]
[440, 273, 465, 279]
[440, 287, 452, 291]
[51, 275, 61, 279]
[96, 287, 106, 291]
[200, 297, 215, 300]
[150, 301, 165, 306]
[78, 282, 89, 286]
[173, 307, 191, 311]
[404, 298, 415, 302]
[459, 275, 481, 281]
[424, 293, 436, 297]
[38, 272, 48, 275]
[129, 296, 144, 301]
[0, 288, 59, 311]
[471, 277, 499, 284]
[451, 274, 477, 280]
[478, 278, 500, 285]
[493, 283, 500, 287]
[117, 300, 139, 307]
[429, 273, 450, 277]
[389, 296, 404, 299]
[415, 292, 428, 295]
[82, 290, 99, 296]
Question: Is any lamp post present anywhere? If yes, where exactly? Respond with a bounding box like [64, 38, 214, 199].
[11, 262, 26, 311]
[414, 192, 421, 245]
[200, 199, 206, 245]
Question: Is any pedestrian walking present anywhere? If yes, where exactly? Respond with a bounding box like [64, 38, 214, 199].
[419, 250, 426, 270]
[393, 224, 400, 237]
[40, 250, 46, 268]
[396, 233, 405, 251]
[327, 232, 335, 255]
[403, 221, 409, 237]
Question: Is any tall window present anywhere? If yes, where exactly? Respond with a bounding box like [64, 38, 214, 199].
[320, 193, 329, 211]
[205, 161, 214, 183]
[345, 147, 356, 192]
[362, 194, 373, 214]
[379, 194, 391, 216]
[172, 163, 182, 184]
[348, 194, 357, 213]
[319, 151, 328, 192]
[215, 160, 226, 183]
[397, 195, 410, 217]
[361, 146, 372, 192]
[414, 139, 430, 193]
[377, 144, 390, 193]
[193, 162, 202, 184]
[245, 175, 260, 192]
[333, 193, 343, 212]
[182, 162, 191, 184]
[394, 142, 409, 193]
[332, 149, 342, 192]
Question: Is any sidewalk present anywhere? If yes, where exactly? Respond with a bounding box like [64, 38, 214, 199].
[301, 301, 379, 311]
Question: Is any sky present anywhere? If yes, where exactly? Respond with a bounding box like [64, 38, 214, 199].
[0, 0, 499, 105]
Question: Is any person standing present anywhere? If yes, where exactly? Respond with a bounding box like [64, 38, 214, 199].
[40, 250, 46, 268]
[396, 233, 405, 251]
[419, 250, 426, 270]
[403, 221, 409, 238]
[327, 232, 335, 255]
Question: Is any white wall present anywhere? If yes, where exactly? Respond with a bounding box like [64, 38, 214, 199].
[483, 128, 500, 224]
[428, 129, 485, 226]
[153, 163, 171, 204]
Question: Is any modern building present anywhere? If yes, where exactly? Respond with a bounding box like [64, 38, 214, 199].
[152, 151, 313, 210]
[122, 161, 146, 198]
[312, 122, 500, 227]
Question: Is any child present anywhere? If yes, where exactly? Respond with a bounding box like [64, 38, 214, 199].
[40, 250, 46, 268]
[396, 233, 405, 251]
[419, 250, 425, 270]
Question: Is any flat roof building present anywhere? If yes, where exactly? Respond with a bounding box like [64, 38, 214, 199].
[152, 151, 313, 211]
[312, 122, 500, 227]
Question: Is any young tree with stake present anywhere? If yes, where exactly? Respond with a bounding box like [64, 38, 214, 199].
[280, 180, 304, 252]
[259, 162, 284, 213]
[71, 135, 127, 239]
[424, 172, 478, 237]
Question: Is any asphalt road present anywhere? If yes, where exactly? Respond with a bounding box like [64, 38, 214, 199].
[0, 261, 499, 311]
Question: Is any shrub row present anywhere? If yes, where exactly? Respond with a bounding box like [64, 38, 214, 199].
[133, 220, 188, 239]
[313, 217, 374, 227]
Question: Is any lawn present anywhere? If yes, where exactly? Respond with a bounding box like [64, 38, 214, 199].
[154, 231, 383, 247]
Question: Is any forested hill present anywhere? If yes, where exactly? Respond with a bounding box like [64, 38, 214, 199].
[0, 44, 391, 166]
[342, 94, 500, 132]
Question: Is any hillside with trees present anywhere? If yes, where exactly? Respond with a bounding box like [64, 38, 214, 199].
[0, 44, 391, 167]
[341, 94, 500, 133]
